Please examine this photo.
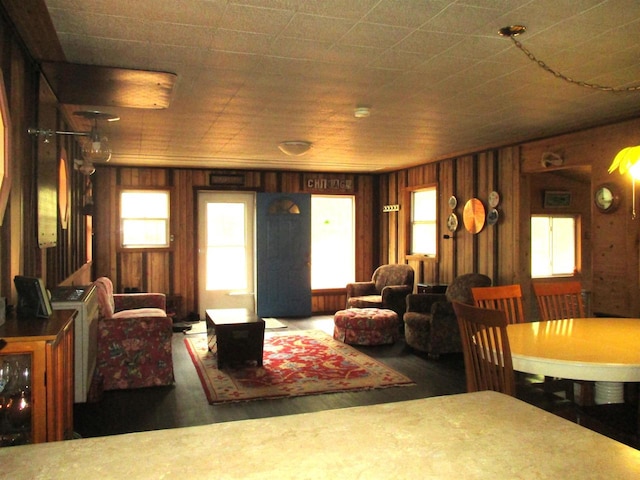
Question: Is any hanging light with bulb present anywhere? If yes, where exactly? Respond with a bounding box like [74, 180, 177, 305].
[28, 110, 119, 175]
[608, 145, 640, 218]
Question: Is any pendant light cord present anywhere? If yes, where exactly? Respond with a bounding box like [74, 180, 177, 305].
[501, 26, 640, 92]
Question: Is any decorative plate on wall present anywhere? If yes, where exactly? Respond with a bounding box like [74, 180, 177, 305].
[448, 195, 457, 209]
[488, 191, 500, 208]
[487, 208, 499, 226]
[447, 212, 459, 232]
[463, 198, 486, 234]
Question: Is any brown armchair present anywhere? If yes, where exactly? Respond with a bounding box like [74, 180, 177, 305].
[403, 273, 492, 357]
[93, 277, 174, 391]
[346, 264, 414, 317]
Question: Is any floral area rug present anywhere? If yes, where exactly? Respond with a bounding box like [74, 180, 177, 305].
[184, 330, 414, 404]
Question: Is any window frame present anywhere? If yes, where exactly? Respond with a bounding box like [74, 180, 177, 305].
[118, 187, 173, 251]
[405, 184, 438, 258]
[530, 213, 581, 279]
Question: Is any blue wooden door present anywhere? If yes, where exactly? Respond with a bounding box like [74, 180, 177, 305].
[256, 193, 311, 317]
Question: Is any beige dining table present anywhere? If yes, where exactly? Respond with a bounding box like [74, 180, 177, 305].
[507, 317, 640, 404]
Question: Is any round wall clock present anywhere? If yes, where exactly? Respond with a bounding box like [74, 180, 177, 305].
[594, 184, 620, 213]
[447, 212, 459, 232]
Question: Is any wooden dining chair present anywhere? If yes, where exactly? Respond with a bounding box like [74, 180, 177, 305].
[471, 284, 525, 325]
[471, 283, 577, 402]
[533, 280, 592, 405]
[533, 281, 586, 320]
[452, 301, 516, 397]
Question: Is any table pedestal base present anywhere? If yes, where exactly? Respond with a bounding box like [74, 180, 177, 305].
[594, 381, 625, 404]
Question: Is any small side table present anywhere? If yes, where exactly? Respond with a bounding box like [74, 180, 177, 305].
[417, 284, 448, 294]
[205, 308, 265, 368]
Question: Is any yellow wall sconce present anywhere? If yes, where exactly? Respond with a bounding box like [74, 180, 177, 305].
[609, 145, 640, 218]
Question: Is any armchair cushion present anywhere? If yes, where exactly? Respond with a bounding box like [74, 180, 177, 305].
[92, 277, 174, 392]
[346, 281, 377, 298]
[97, 315, 174, 391]
[114, 292, 166, 312]
[346, 264, 414, 317]
[112, 308, 166, 319]
[95, 276, 116, 318]
[348, 294, 382, 308]
[403, 273, 491, 356]
[445, 273, 491, 304]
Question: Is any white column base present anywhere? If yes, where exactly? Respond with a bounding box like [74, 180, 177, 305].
[594, 381, 624, 404]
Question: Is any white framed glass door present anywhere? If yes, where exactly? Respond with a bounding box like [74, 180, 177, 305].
[197, 191, 255, 318]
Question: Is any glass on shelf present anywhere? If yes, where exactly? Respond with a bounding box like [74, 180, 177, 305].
[0, 354, 32, 447]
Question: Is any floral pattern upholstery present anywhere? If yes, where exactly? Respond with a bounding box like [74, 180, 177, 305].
[93, 277, 174, 391]
[333, 308, 400, 346]
[403, 273, 492, 357]
[346, 264, 414, 318]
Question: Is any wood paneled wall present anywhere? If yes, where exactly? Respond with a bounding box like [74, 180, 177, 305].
[0, 8, 91, 304]
[2, 1, 639, 321]
[93, 169, 376, 318]
[522, 117, 640, 317]
[385, 146, 525, 291]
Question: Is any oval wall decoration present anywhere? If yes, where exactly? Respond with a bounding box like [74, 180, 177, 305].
[58, 147, 69, 230]
[463, 198, 486, 234]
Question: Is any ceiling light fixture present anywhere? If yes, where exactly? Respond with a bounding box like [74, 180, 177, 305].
[28, 110, 119, 169]
[499, 25, 640, 92]
[354, 106, 371, 118]
[608, 145, 640, 218]
[278, 141, 312, 156]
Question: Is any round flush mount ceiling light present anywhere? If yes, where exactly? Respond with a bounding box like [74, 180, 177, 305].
[354, 106, 371, 118]
[278, 141, 312, 156]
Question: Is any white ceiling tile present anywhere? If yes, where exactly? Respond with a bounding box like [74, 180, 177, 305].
[40, 0, 640, 172]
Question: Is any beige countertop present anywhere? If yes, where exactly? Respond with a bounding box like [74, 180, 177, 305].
[2, 391, 639, 479]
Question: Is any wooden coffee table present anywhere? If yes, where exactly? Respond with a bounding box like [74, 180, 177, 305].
[205, 308, 265, 368]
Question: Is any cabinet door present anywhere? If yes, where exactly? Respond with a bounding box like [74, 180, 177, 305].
[0, 342, 46, 445]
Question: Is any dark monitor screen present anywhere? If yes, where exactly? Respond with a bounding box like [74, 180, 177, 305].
[13, 275, 53, 319]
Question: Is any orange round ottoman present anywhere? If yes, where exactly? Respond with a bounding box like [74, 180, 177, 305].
[333, 308, 400, 346]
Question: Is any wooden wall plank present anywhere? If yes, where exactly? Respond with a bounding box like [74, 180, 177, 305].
[89, 117, 640, 318]
[93, 167, 376, 316]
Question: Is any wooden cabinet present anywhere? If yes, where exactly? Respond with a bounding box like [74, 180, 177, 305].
[0, 310, 75, 445]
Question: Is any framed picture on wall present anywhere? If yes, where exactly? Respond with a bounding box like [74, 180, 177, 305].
[543, 190, 572, 208]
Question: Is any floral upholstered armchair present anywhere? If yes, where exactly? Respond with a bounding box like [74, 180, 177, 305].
[346, 264, 415, 317]
[93, 277, 174, 391]
[403, 273, 491, 358]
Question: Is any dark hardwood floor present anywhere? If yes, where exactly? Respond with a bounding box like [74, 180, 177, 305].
[73, 316, 466, 437]
[73, 315, 639, 450]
